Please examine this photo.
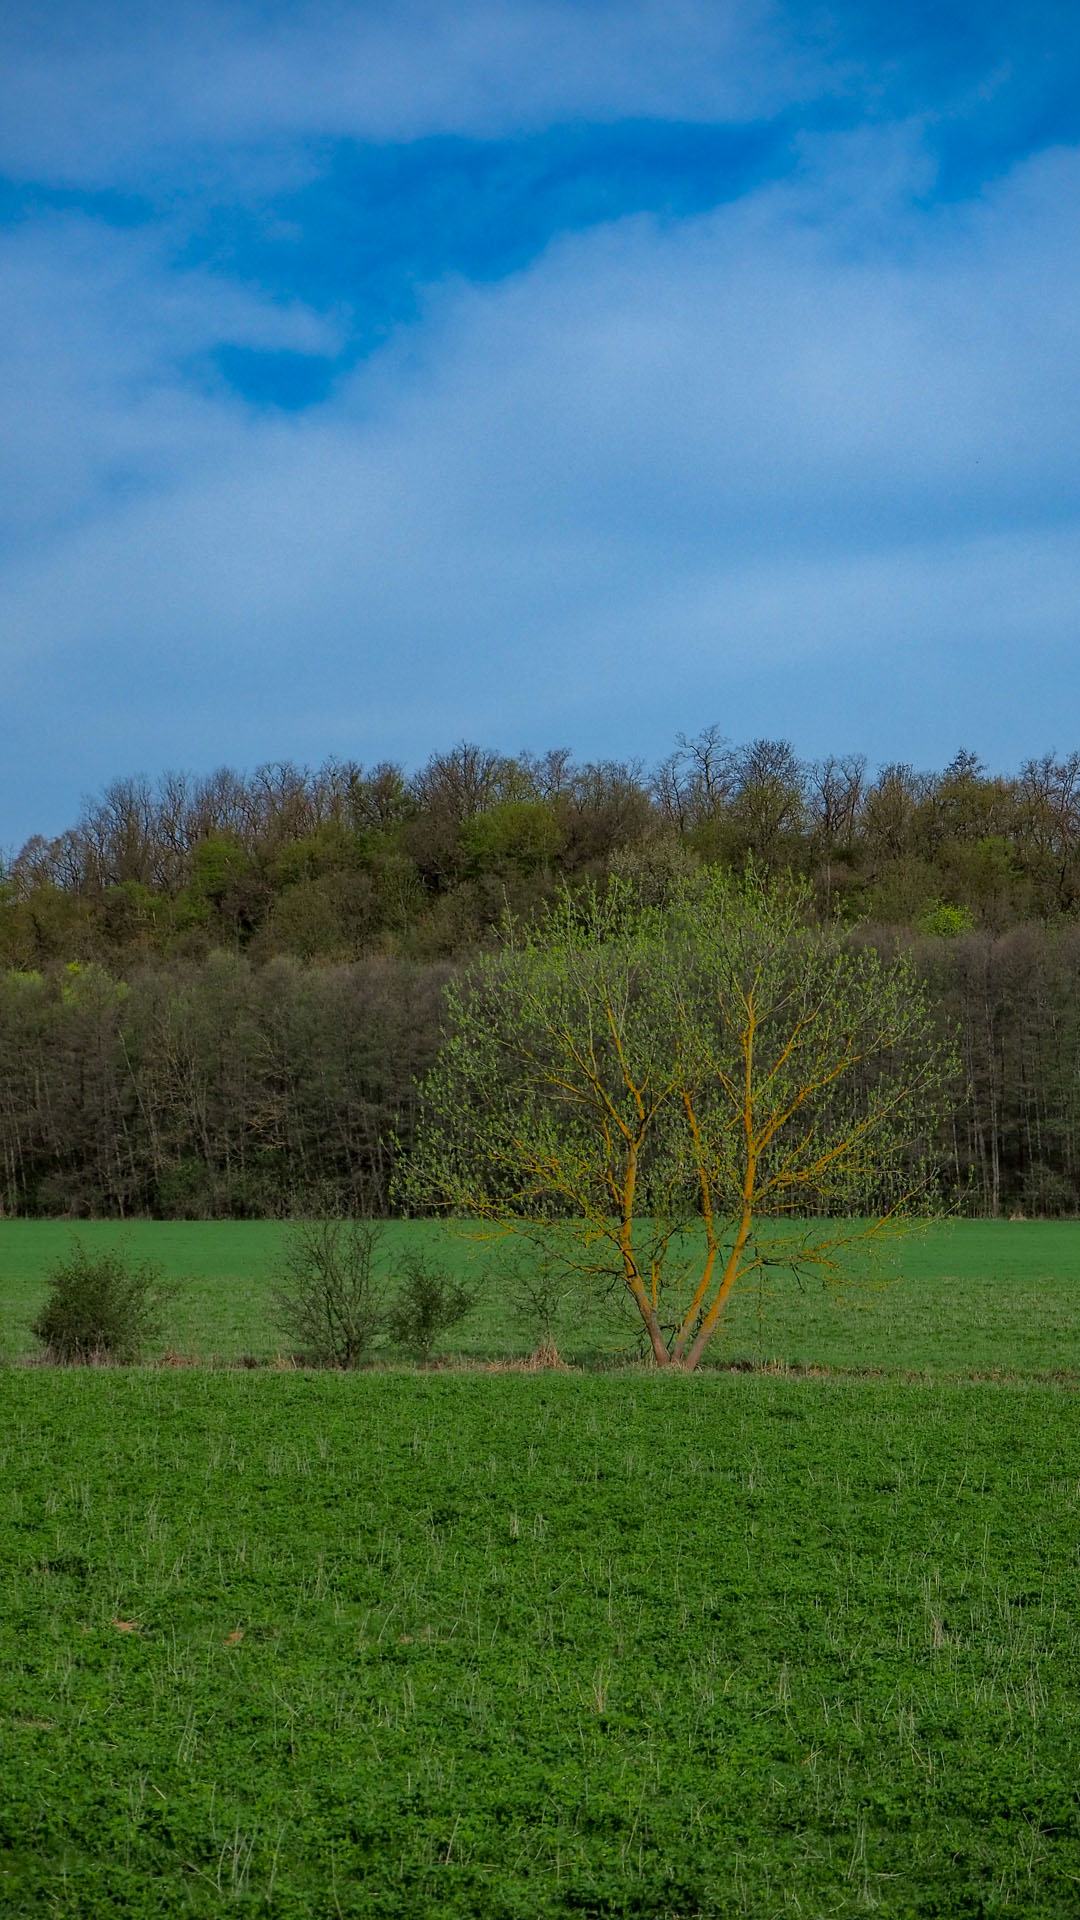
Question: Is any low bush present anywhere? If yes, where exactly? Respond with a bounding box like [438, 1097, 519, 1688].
[272, 1218, 387, 1367]
[387, 1251, 474, 1362]
[31, 1239, 172, 1363]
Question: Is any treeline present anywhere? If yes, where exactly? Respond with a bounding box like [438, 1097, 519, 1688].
[4, 731, 1080, 1219]
[6, 733, 1080, 967]
[2, 927, 1080, 1220]
[0, 954, 448, 1219]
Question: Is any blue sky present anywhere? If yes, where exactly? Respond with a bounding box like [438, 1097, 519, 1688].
[2, 0, 1080, 849]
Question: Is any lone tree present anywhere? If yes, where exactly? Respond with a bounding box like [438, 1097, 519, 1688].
[402, 871, 955, 1370]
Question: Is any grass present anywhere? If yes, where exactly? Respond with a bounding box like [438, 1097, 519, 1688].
[4, 1220, 1080, 1912]
[0, 1217, 1078, 1375]
[3, 1369, 1080, 1916]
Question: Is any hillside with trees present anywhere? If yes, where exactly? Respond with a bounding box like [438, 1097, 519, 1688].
[3, 731, 1080, 1219]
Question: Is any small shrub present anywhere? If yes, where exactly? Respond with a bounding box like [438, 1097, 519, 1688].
[272, 1218, 387, 1367]
[388, 1253, 474, 1363]
[504, 1253, 586, 1360]
[32, 1240, 173, 1364]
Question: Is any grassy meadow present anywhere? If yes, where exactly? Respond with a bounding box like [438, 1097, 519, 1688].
[1, 1216, 1079, 1375]
[3, 1220, 1080, 1915]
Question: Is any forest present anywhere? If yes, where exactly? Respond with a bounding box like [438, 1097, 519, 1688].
[2, 730, 1080, 1219]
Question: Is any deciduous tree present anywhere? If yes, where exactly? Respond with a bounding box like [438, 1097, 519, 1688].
[404, 873, 954, 1369]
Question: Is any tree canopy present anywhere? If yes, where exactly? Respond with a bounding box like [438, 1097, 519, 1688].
[403, 872, 955, 1369]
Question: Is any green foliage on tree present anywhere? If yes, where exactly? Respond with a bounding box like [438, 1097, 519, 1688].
[916, 901, 976, 939]
[5, 733, 1080, 1222]
[402, 873, 956, 1370]
[460, 800, 563, 877]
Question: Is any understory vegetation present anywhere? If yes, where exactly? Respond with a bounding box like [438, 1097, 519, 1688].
[272, 1218, 474, 1367]
[3, 1370, 1080, 1917]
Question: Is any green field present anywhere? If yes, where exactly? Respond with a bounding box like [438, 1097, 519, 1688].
[4, 1369, 1080, 1917]
[1, 1217, 1079, 1375]
[4, 1223, 1080, 1914]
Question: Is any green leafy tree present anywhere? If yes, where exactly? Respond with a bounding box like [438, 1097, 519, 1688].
[403, 874, 955, 1371]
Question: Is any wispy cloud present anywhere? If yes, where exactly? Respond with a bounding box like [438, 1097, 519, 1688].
[0, 2, 809, 182]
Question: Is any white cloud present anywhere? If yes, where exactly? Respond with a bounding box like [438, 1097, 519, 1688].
[0, 209, 342, 548]
[0, 1, 823, 187]
[4, 112, 1080, 844]
[2, 133, 1079, 654]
